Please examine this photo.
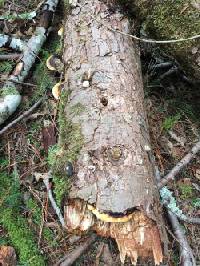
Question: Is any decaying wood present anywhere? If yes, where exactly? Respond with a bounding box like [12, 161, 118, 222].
[60, 1, 168, 264]
[0, 246, 17, 266]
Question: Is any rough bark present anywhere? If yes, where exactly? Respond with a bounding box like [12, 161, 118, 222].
[133, 0, 200, 80]
[58, 1, 168, 264]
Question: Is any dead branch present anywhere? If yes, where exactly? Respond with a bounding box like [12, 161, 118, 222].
[0, 34, 26, 51]
[158, 140, 200, 189]
[156, 169, 196, 266]
[0, 0, 59, 125]
[0, 97, 44, 136]
[43, 172, 65, 227]
[0, 53, 21, 60]
[168, 211, 196, 266]
[56, 234, 97, 266]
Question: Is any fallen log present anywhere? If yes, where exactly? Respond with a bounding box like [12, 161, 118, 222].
[53, 1, 168, 264]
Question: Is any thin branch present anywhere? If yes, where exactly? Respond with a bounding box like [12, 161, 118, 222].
[158, 140, 200, 189]
[0, 97, 44, 136]
[96, 17, 200, 44]
[156, 169, 196, 266]
[56, 234, 97, 266]
[168, 212, 196, 266]
[43, 172, 65, 227]
[0, 53, 21, 60]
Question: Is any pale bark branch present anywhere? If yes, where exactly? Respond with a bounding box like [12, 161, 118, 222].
[168, 212, 196, 266]
[0, 53, 21, 60]
[43, 173, 65, 228]
[0, 97, 44, 136]
[0, 34, 26, 51]
[156, 169, 196, 266]
[158, 140, 200, 189]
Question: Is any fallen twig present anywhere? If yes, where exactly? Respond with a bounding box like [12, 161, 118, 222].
[156, 169, 196, 266]
[158, 140, 200, 189]
[0, 97, 44, 136]
[0, 0, 59, 125]
[43, 172, 65, 227]
[56, 234, 97, 266]
[95, 16, 200, 44]
[0, 53, 21, 60]
[168, 211, 196, 266]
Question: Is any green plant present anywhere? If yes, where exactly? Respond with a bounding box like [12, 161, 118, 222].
[26, 198, 58, 247]
[0, 0, 4, 8]
[178, 183, 193, 200]
[162, 113, 181, 131]
[192, 198, 200, 208]
[0, 61, 13, 73]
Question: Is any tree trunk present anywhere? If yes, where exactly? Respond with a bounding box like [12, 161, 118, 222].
[56, 1, 168, 264]
[133, 0, 200, 80]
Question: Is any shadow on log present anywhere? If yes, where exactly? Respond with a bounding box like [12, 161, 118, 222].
[54, 1, 168, 264]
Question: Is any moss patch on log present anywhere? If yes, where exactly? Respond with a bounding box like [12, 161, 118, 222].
[48, 89, 84, 205]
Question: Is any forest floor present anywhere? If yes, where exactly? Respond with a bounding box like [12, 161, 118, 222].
[0, 0, 200, 265]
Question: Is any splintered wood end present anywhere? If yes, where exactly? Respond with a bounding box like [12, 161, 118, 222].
[64, 200, 163, 265]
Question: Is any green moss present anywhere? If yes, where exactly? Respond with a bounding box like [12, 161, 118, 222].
[178, 183, 193, 200]
[1, 210, 46, 266]
[144, 0, 200, 76]
[0, 86, 19, 96]
[162, 113, 181, 131]
[0, 61, 13, 73]
[48, 89, 84, 205]
[26, 198, 59, 247]
[69, 103, 85, 116]
[0, 0, 4, 8]
[0, 172, 46, 265]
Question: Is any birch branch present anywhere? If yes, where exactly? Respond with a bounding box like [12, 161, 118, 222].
[0, 0, 59, 125]
[158, 140, 200, 189]
[0, 34, 26, 51]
